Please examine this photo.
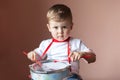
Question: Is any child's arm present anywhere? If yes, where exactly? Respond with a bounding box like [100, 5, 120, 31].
[69, 51, 96, 63]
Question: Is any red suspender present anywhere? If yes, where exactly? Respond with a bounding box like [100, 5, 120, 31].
[41, 38, 71, 63]
[67, 41, 71, 63]
[41, 39, 54, 58]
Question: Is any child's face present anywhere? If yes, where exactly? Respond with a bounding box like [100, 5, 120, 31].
[47, 20, 73, 41]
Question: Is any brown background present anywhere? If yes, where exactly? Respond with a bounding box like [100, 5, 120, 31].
[0, 0, 120, 80]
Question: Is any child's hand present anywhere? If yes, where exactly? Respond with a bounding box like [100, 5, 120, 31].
[69, 52, 84, 62]
[27, 51, 37, 62]
[69, 51, 96, 63]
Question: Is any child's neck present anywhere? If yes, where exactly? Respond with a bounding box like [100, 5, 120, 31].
[53, 37, 70, 42]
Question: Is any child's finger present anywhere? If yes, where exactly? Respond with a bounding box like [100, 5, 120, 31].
[70, 56, 74, 62]
[77, 54, 81, 60]
[32, 52, 36, 61]
[74, 52, 79, 61]
[27, 51, 35, 61]
[76, 52, 82, 60]
[69, 52, 75, 62]
[69, 52, 74, 57]
[70, 52, 81, 61]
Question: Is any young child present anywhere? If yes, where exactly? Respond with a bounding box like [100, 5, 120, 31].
[27, 4, 96, 80]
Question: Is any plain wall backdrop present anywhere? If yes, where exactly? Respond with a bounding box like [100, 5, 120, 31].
[0, 0, 120, 80]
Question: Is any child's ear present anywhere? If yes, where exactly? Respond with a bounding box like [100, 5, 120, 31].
[71, 22, 73, 30]
[47, 24, 51, 32]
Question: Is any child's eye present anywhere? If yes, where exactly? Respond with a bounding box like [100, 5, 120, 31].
[62, 26, 67, 28]
[53, 26, 58, 29]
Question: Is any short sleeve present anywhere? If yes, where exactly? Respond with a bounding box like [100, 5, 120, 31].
[34, 39, 52, 56]
[80, 40, 90, 52]
[34, 41, 45, 56]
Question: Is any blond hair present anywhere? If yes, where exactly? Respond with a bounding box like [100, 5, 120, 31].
[47, 4, 73, 23]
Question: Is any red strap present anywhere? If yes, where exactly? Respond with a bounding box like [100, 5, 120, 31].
[67, 41, 71, 63]
[41, 38, 71, 63]
[41, 39, 54, 58]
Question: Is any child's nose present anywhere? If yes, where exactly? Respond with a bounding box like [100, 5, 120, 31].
[58, 28, 63, 33]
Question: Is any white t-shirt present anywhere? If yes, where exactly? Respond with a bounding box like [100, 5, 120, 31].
[34, 37, 90, 73]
